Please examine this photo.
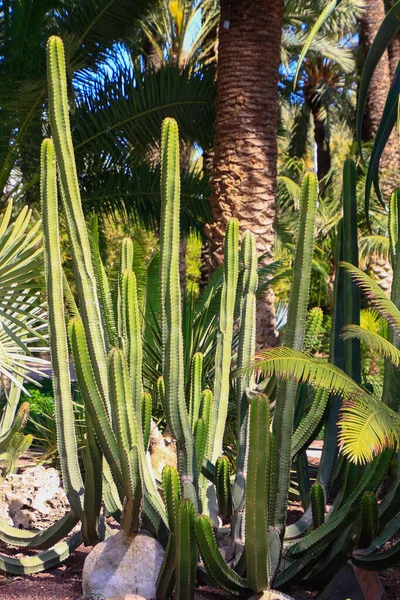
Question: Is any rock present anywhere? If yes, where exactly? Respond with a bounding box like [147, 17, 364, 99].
[106, 596, 147, 600]
[149, 420, 177, 479]
[82, 530, 165, 600]
[0, 466, 70, 530]
[249, 593, 294, 600]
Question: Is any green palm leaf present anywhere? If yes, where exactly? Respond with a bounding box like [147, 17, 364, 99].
[339, 396, 400, 464]
[243, 346, 367, 399]
[341, 262, 400, 332]
[341, 325, 400, 366]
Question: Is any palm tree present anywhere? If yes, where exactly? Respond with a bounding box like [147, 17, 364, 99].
[207, 0, 284, 347]
[359, 0, 400, 191]
[282, 0, 363, 184]
[0, 0, 158, 204]
[0, 0, 216, 233]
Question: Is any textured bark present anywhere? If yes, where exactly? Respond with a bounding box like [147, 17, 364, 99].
[360, 0, 400, 193]
[310, 100, 331, 182]
[206, 0, 283, 346]
[386, 0, 400, 82]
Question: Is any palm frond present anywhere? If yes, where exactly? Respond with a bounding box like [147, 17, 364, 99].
[339, 396, 400, 464]
[341, 325, 400, 365]
[359, 235, 390, 263]
[243, 346, 367, 399]
[341, 261, 400, 332]
[360, 308, 388, 338]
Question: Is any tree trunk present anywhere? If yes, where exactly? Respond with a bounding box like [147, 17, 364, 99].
[386, 0, 400, 82]
[206, 0, 283, 347]
[360, 0, 400, 194]
[310, 100, 331, 182]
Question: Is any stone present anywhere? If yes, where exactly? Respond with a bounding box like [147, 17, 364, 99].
[106, 596, 147, 600]
[248, 592, 294, 600]
[317, 562, 383, 600]
[82, 530, 165, 600]
[0, 466, 70, 530]
[149, 420, 177, 480]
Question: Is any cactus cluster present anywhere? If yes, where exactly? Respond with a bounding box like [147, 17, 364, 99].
[1, 32, 400, 597]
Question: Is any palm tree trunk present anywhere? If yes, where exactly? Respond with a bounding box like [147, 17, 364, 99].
[206, 0, 283, 346]
[386, 0, 400, 82]
[360, 0, 400, 194]
[310, 100, 331, 182]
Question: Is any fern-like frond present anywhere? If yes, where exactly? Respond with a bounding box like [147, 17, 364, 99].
[242, 347, 367, 399]
[341, 325, 400, 366]
[339, 397, 400, 464]
[360, 309, 388, 339]
[341, 262, 400, 332]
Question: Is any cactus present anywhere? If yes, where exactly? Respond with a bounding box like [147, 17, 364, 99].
[174, 499, 197, 600]
[245, 396, 271, 592]
[215, 456, 232, 521]
[310, 483, 325, 529]
[271, 172, 318, 536]
[358, 492, 379, 549]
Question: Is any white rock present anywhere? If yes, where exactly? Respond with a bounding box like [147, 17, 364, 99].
[249, 592, 295, 600]
[106, 596, 147, 600]
[82, 530, 165, 600]
[0, 466, 69, 530]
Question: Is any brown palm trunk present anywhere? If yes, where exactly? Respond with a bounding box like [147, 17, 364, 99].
[386, 0, 400, 82]
[360, 0, 399, 193]
[206, 0, 283, 346]
[309, 99, 331, 182]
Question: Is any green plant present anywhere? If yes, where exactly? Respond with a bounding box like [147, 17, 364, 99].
[0, 402, 32, 479]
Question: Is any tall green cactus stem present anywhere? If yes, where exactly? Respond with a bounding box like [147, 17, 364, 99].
[271, 172, 318, 536]
[142, 393, 152, 450]
[195, 515, 250, 596]
[310, 483, 325, 529]
[189, 352, 204, 430]
[319, 160, 361, 500]
[382, 190, 400, 410]
[47, 36, 109, 410]
[194, 418, 207, 477]
[246, 396, 271, 592]
[82, 415, 102, 546]
[208, 218, 239, 464]
[108, 348, 142, 534]
[358, 492, 379, 549]
[342, 159, 361, 383]
[233, 231, 257, 515]
[160, 118, 195, 503]
[162, 466, 181, 532]
[88, 215, 118, 348]
[216, 456, 233, 520]
[41, 138, 83, 519]
[157, 376, 166, 410]
[174, 499, 197, 600]
[389, 189, 400, 263]
[68, 317, 122, 489]
[157, 466, 181, 599]
[160, 118, 180, 358]
[122, 269, 143, 425]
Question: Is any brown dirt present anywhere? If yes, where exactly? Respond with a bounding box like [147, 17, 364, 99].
[1, 546, 399, 600]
